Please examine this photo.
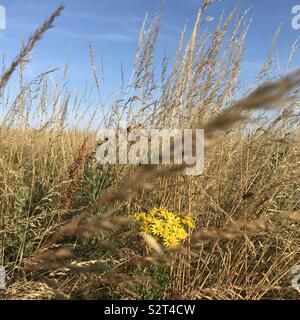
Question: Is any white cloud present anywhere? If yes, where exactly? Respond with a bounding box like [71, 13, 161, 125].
[52, 28, 133, 43]
[64, 12, 143, 24]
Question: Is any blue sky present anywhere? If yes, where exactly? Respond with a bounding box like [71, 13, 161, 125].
[0, 0, 300, 100]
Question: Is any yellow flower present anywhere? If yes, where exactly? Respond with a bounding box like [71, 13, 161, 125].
[132, 208, 195, 248]
[163, 235, 180, 248]
[160, 210, 172, 219]
[177, 228, 188, 240]
[149, 208, 160, 217]
[180, 216, 195, 229]
[133, 212, 146, 221]
[167, 215, 181, 226]
[150, 222, 164, 236]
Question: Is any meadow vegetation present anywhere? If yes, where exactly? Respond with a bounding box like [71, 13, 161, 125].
[0, 1, 299, 299]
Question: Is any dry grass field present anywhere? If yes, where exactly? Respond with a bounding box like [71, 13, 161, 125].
[0, 1, 299, 300]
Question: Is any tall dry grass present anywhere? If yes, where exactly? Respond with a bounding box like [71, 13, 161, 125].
[0, 1, 299, 300]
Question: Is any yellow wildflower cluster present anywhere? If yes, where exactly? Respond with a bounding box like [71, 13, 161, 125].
[133, 208, 195, 248]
